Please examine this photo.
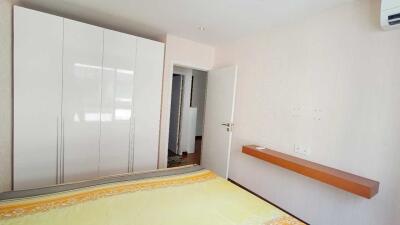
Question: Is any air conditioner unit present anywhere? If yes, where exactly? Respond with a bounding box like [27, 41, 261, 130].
[381, 0, 400, 30]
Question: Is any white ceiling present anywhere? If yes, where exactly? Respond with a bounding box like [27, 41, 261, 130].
[15, 0, 354, 45]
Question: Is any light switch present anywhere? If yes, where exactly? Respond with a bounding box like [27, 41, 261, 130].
[294, 144, 311, 156]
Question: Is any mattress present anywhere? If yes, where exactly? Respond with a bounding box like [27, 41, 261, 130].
[0, 165, 305, 225]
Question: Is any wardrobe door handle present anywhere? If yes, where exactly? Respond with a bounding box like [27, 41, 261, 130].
[61, 118, 65, 183]
[128, 118, 135, 173]
[56, 117, 59, 184]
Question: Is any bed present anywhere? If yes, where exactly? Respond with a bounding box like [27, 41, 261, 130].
[0, 165, 305, 225]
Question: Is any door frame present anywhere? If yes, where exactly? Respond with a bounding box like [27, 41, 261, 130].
[169, 74, 184, 155]
[160, 61, 210, 168]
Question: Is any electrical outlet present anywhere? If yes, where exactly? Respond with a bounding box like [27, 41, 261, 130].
[312, 108, 322, 121]
[294, 145, 311, 156]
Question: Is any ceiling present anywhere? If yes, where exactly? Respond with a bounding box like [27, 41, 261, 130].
[14, 0, 354, 45]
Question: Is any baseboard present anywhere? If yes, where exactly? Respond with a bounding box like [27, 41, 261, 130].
[227, 178, 309, 225]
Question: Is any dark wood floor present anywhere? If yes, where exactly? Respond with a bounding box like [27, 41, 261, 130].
[168, 137, 201, 168]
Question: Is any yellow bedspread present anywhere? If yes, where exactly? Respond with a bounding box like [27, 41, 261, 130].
[0, 170, 305, 225]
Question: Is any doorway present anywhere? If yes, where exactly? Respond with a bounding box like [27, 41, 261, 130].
[167, 66, 208, 168]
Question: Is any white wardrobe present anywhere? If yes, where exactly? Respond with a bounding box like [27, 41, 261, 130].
[13, 6, 164, 190]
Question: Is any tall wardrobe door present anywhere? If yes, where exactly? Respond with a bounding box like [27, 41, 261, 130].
[62, 19, 103, 182]
[133, 38, 165, 172]
[99, 30, 136, 176]
[13, 6, 63, 190]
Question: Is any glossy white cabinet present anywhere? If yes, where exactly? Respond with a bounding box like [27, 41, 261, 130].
[14, 7, 165, 188]
[99, 29, 136, 176]
[133, 38, 165, 172]
[13, 6, 63, 190]
[62, 19, 104, 183]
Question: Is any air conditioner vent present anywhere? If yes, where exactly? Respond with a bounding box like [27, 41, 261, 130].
[381, 0, 400, 30]
[388, 12, 400, 20]
[389, 20, 400, 25]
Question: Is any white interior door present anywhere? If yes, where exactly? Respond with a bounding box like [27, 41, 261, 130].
[201, 66, 237, 178]
[99, 29, 136, 177]
[62, 19, 103, 182]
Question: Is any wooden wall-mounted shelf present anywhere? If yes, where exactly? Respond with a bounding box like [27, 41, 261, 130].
[242, 145, 379, 199]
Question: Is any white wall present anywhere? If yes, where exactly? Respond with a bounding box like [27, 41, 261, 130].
[159, 34, 214, 167]
[191, 70, 207, 136]
[0, 0, 13, 192]
[214, 0, 400, 224]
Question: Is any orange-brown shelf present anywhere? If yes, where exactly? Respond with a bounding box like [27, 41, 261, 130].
[242, 145, 379, 199]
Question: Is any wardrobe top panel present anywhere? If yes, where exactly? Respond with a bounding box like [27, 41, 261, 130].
[14, 6, 165, 47]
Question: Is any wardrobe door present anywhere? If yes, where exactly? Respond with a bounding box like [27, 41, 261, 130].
[62, 19, 103, 182]
[13, 6, 63, 190]
[133, 38, 165, 172]
[99, 30, 136, 176]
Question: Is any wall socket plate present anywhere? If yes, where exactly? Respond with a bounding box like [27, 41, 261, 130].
[294, 144, 311, 156]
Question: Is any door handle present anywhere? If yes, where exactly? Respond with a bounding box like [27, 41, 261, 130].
[221, 123, 233, 127]
[221, 123, 234, 131]
[56, 117, 59, 184]
[61, 118, 65, 183]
